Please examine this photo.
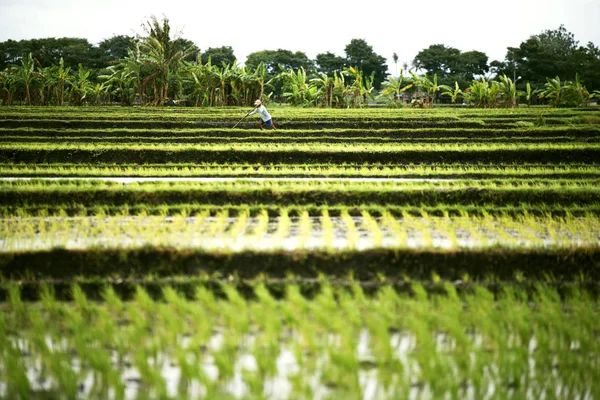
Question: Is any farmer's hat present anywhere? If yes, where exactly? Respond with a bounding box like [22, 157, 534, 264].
[254, 99, 262, 106]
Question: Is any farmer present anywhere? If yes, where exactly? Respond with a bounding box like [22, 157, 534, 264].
[248, 99, 276, 130]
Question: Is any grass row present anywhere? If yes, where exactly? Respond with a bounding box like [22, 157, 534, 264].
[4, 136, 600, 146]
[4, 177, 596, 187]
[2, 246, 600, 281]
[2, 179, 598, 206]
[3, 126, 599, 138]
[1, 283, 598, 399]
[2, 163, 600, 179]
[4, 202, 600, 218]
[1, 105, 598, 118]
[0, 119, 535, 130]
[2, 211, 598, 252]
[3, 144, 599, 164]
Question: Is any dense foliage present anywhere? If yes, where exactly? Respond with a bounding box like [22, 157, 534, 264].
[0, 19, 598, 108]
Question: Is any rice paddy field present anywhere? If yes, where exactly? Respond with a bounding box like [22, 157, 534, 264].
[1, 106, 600, 399]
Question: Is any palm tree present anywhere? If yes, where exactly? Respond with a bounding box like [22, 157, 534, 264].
[393, 53, 398, 77]
[139, 15, 192, 105]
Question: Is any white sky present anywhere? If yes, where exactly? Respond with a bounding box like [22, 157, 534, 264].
[1, 0, 599, 75]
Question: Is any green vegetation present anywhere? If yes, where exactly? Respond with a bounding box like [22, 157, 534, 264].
[2, 21, 599, 108]
[0, 105, 598, 398]
[1, 283, 599, 399]
[1, 162, 600, 179]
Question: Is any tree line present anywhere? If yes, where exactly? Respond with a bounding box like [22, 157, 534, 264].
[0, 17, 598, 107]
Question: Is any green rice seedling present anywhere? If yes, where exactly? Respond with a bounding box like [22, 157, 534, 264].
[228, 209, 249, 244]
[381, 211, 407, 248]
[341, 211, 359, 250]
[298, 210, 312, 249]
[441, 211, 459, 249]
[321, 209, 335, 249]
[7, 285, 27, 323]
[251, 328, 280, 395]
[29, 305, 80, 398]
[161, 286, 191, 341]
[1, 336, 31, 400]
[361, 210, 382, 248]
[221, 283, 250, 335]
[211, 332, 239, 389]
[417, 210, 434, 248]
[133, 342, 168, 398]
[207, 209, 229, 238]
[252, 283, 282, 336]
[248, 209, 269, 247]
[274, 208, 291, 247]
[320, 333, 361, 396]
[194, 209, 210, 226]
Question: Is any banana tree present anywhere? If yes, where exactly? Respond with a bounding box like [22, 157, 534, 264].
[212, 63, 229, 106]
[70, 64, 94, 105]
[310, 73, 335, 108]
[410, 72, 440, 108]
[497, 74, 520, 107]
[99, 64, 138, 106]
[464, 77, 499, 108]
[562, 73, 590, 107]
[439, 81, 463, 104]
[360, 71, 376, 105]
[181, 58, 210, 106]
[524, 83, 540, 107]
[10, 53, 40, 105]
[89, 82, 109, 105]
[344, 66, 375, 107]
[55, 58, 72, 105]
[332, 72, 349, 108]
[0, 70, 16, 105]
[379, 71, 413, 105]
[538, 76, 563, 107]
[40, 58, 71, 105]
[278, 66, 315, 106]
[253, 62, 268, 102]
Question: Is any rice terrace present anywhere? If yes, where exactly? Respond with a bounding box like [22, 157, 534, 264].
[1, 13, 600, 400]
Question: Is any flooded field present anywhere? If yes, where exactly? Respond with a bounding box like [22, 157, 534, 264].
[2, 214, 598, 252]
[1, 107, 599, 399]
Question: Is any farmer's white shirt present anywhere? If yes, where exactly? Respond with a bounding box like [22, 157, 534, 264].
[248, 105, 271, 121]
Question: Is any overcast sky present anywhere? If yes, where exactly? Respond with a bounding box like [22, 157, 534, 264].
[1, 0, 599, 75]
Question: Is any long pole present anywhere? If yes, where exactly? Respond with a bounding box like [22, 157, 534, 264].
[232, 112, 250, 129]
